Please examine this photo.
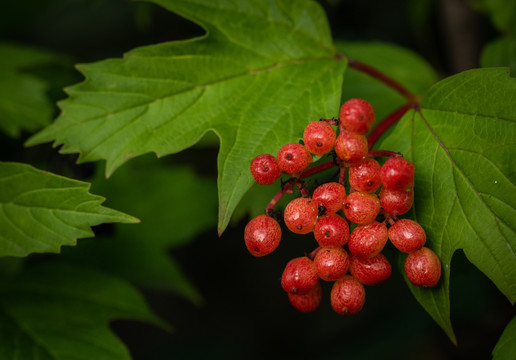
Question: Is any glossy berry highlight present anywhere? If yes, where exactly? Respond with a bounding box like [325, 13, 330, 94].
[380, 157, 415, 191]
[313, 214, 349, 248]
[244, 215, 281, 257]
[277, 143, 313, 175]
[303, 121, 336, 156]
[348, 221, 389, 259]
[284, 197, 318, 234]
[348, 158, 382, 193]
[339, 98, 376, 135]
[250, 154, 281, 185]
[343, 192, 381, 225]
[349, 254, 392, 286]
[404, 247, 441, 287]
[388, 219, 426, 253]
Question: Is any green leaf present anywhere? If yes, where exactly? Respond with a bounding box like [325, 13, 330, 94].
[0, 43, 58, 138]
[336, 41, 438, 121]
[0, 162, 138, 257]
[493, 315, 516, 360]
[376, 68, 516, 343]
[480, 0, 516, 36]
[481, 37, 516, 76]
[26, 0, 347, 234]
[62, 156, 217, 303]
[0, 262, 167, 360]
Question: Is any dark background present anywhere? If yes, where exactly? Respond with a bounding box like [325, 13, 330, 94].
[1, 0, 513, 359]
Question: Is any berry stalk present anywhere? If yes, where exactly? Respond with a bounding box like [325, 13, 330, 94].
[367, 103, 415, 150]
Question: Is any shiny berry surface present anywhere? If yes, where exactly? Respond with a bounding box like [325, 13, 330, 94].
[339, 98, 376, 135]
[303, 121, 336, 156]
[281, 256, 319, 294]
[312, 182, 346, 214]
[244, 215, 281, 257]
[314, 247, 350, 281]
[284, 197, 318, 234]
[380, 187, 414, 216]
[313, 214, 349, 248]
[287, 282, 322, 312]
[334, 131, 369, 165]
[250, 154, 281, 185]
[343, 192, 381, 225]
[404, 247, 441, 287]
[380, 157, 415, 191]
[330, 275, 366, 315]
[277, 143, 312, 175]
[349, 254, 392, 286]
[348, 158, 382, 193]
[388, 219, 426, 253]
[348, 221, 389, 259]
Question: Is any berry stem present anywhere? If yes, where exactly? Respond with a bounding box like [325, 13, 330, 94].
[265, 182, 293, 215]
[368, 150, 403, 158]
[309, 246, 322, 259]
[347, 58, 419, 102]
[299, 160, 337, 180]
[339, 166, 346, 185]
[367, 103, 415, 150]
[319, 117, 340, 126]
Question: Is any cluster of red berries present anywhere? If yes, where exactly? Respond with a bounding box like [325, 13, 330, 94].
[244, 99, 441, 315]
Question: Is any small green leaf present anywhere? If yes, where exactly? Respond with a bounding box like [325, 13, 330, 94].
[0, 162, 138, 257]
[0, 43, 58, 138]
[376, 68, 516, 342]
[493, 315, 516, 360]
[480, 0, 516, 36]
[26, 0, 347, 234]
[481, 37, 516, 76]
[62, 156, 218, 303]
[0, 262, 167, 360]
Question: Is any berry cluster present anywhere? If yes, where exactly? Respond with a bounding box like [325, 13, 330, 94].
[245, 99, 441, 315]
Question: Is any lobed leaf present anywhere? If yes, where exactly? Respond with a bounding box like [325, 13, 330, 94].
[0, 42, 58, 138]
[26, 0, 347, 234]
[0, 262, 167, 360]
[493, 315, 516, 360]
[0, 162, 138, 257]
[377, 68, 516, 342]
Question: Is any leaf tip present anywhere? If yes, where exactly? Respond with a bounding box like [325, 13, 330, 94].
[217, 228, 224, 237]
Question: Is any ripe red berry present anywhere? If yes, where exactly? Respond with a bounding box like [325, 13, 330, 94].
[244, 215, 281, 257]
[288, 282, 322, 313]
[339, 98, 376, 135]
[388, 219, 426, 253]
[283, 197, 318, 234]
[250, 154, 281, 185]
[277, 143, 313, 175]
[348, 221, 389, 259]
[281, 257, 319, 295]
[330, 275, 366, 315]
[313, 214, 349, 248]
[314, 247, 350, 281]
[343, 192, 381, 225]
[349, 254, 392, 286]
[334, 131, 369, 165]
[312, 182, 346, 214]
[380, 187, 414, 216]
[380, 157, 415, 191]
[404, 247, 441, 287]
[348, 158, 382, 193]
[303, 121, 336, 156]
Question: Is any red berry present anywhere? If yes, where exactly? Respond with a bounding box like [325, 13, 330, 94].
[330, 275, 366, 315]
[303, 121, 336, 156]
[339, 98, 376, 135]
[388, 219, 426, 253]
[250, 154, 281, 185]
[313, 214, 349, 248]
[334, 131, 369, 165]
[348, 221, 389, 259]
[312, 182, 346, 214]
[283, 197, 318, 234]
[380, 187, 414, 216]
[404, 247, 441, 287]
[281, 257, 319, 295]
[277, 143, 312, 175]
[349, 254, 392, 286]
[288, 282, 322, 313]
[348, 158, 382, 193]
[244, 215, 281, 257]
[380, 157, 415, 191]
[314, 247, 350, 281]
[343, 192, 381, 225]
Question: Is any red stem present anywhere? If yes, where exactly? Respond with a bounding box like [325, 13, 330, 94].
[309, 246, 322, 259]
[265, 183, 293, 215]
[367, 103, 414, 150]
[347, 58, 419, 102]
[368, 150, 403, 158]
[299, 160, 337, 179]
